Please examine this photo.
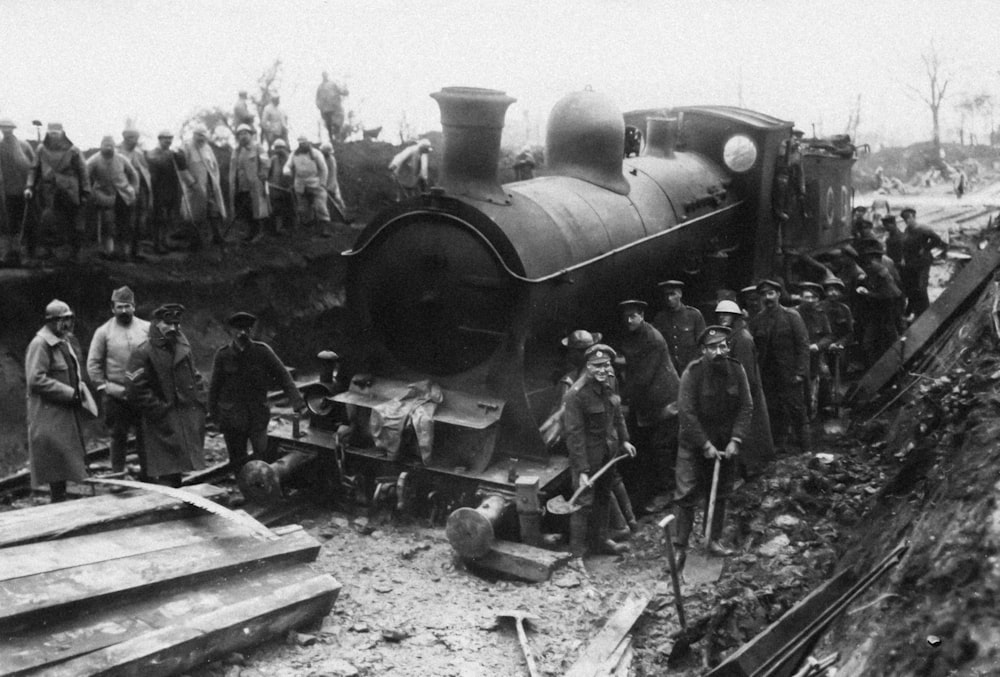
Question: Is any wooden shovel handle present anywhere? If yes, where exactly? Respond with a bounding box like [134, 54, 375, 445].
[704, 457, 722, 546]
[567, 454, 627, 508]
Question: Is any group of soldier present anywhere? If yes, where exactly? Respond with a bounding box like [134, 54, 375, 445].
[554, 208, 947, 570]
[24, 288, 304, 502]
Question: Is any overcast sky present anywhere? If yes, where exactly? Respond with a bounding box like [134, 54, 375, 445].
[1, 0, 997, 149]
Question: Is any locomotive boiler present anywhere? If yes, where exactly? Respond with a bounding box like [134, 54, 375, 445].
[263, 86, 857, 514]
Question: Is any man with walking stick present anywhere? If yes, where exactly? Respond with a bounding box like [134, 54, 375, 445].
[672, 326, 753, 573]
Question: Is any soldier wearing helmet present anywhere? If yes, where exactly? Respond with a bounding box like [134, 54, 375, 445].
[228, 123, 271, 243]
[26, 300, 97, 502]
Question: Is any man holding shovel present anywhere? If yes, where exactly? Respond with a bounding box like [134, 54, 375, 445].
[672, 326, 753, 571]
[562, 344, 636, 556]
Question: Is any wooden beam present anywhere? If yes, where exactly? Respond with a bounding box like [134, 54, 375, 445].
[563, 593, 652, 677]
[466, 539, 571, 583]
[0, 529, 320, 633]
[34, 574, 340, 677]
[0, 484, 228, 549]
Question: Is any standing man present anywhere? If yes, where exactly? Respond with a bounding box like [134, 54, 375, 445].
[146, 129, 187, 254]
[316, 72, 349, 144]
[24, 123, 90, 261]
[26, 300, 97, 502]
[228, 124, 271, 244]
[209, 312, 306, 474]
[233, 91, 255, 128]
[87, 286, 150, 478]
[513, 145, 536, 181]
[283, 136, 331, 234]
[818, 277, 854, 412]
[672, 326, 753, 566]
[126, 304, 207, 487]
[320, 142, 351, 225]
[182, 124, 227, 248]
[0, 118, 36, 265]
[899, 207, 946, 319]
[882, 214, 903, 268]
[388, 139, 432, 201]
[267, 139, 295, 235]
[748, 279, 810, 454]
[794, 282, 832, 420]
[856, 239, 903, 365]
[118, 126, 152, 255]
[261, 95, 289, 149]
[715, 299, 773, 477]
[616, 299, 680, 514]
[652, 280, 706, 375]
[87, 135, 139, 260]
[562, 344, 636, 556]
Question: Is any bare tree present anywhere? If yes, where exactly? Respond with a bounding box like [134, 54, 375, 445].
[844, 94, 862, 139]
[905, 42, 949, 157]
[251, 58, 283, 121]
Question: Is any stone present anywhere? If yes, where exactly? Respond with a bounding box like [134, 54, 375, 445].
[757, 534, 791, 558]
[773, 514, 802, 528]
[309, 657, 359, 676]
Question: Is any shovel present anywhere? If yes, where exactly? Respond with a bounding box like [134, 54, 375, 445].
[679, 456, 725, 586]
[546, 454, 628, 515]
[823, 350, 847, 436]
[657, 514, 686, 630]
[496, 610, 541, 677]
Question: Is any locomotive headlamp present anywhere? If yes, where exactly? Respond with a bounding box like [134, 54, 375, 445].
[723, 134, 758, 172]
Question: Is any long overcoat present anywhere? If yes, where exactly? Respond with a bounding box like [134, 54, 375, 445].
[228, 143, 271, 219]
[727, 321, 774, 474]
[749, 305, 809, 387]
[25, 326, 89, 487]
[617, 321, 679, 425]
[126, 324, 207, 477]
[182, 140, 227, 220]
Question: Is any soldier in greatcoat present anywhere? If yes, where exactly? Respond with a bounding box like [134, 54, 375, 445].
[818, 277, 854, 412]
[672, 326, 753, 569]
[209, 312, 306, 473]
[87, 135, 139, 260]
[855, 239, 903, 366]
[26, 300, 97, 502]
[748, 279, 811, 454]
[146, 130, 187, 254]
[182, 124, 227, 248]
[228, 124, 271, 243]
[118, 126, 152, 253]
[125, 304, 207, 486]
[794, 282, 833, 420]
[24, 123, 90, 260]
[562, 344, 636, 556]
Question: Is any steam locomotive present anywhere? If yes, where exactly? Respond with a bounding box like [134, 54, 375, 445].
[259, 86, 857, 516]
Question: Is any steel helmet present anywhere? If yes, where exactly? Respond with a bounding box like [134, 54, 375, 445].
[45, 299, 73, 320]
[715, 299, 741, 315]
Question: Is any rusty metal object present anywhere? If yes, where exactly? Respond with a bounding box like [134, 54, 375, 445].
[445, 494, 511, 558]
[238, 450, 316, 503]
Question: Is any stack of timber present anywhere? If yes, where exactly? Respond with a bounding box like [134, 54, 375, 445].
[0, 483, 340, 677]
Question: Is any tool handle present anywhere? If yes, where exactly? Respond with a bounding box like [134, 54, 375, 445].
[567, 454, 627, 507]
[703, 457, 722, 546]
[516, 619, 541, 677]
[663, 536, 687, 630]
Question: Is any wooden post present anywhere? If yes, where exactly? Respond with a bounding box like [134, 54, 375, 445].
[238, 450, 316, 503]
[515, 476, 542, 547]
[445, 494, 510, 558]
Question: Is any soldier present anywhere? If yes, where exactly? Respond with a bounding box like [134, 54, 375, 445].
[146, 129, 186, 254]
[320, 142, 351, 225]
[672, 326, 753, 568]
[228, 124, 271, 243]
[233, 90, 255, 128]
[209, 312, 306, 474]
[24, 123, 90, 261]
[118, 126, 152, 254]
[652, 280, 706, 374]
[855, 239, 903, 365]
[616, 299, 680, 514]
[126, 304, 207, 487]
[261, 95, 289, 149]
[794, 282, 832, 420]
[562, 343, 636, 556]
[818, 277, 854, 412]
[715, 299, 773, 477]
[316, 72, 349, 144]
[87, 286, 150, 477]
[899, 207, 946, 319]
[87, 135, 140, 260]
[748, 279, 810, 454]
[182, 124, 227, 248]
[513, 145, 536, 181]
[0, 118, 36, 265]
[283, 136, 332, 235]
[389, 139, 432, 201]
[267, 139, 295, 235]
[26, 300, 98, 502]
[882, 214, 903, 267]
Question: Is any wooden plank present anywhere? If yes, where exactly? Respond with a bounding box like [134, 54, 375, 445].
[0, 528, 320, 633]
[1, 562, 317, 675]
[563, 593, 652, 677]
[33, 574, 340, 677]
[466, 538, 571, 583]
[0, 513, 265, 581]
[0, 484, 228, 549]
[851, 236, 1000, 402]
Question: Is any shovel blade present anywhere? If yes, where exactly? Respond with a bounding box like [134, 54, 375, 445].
[546, 495, 579, 515]
[684, 550, 725, 586]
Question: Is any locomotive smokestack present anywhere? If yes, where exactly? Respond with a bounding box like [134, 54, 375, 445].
[430, 87, 516, 205]
[644, 117, 678, 159]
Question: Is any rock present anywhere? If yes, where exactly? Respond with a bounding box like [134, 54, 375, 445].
[552, 572, 582, 588]
[327, 516, 350, 529]
[349, 623, 370, 633]
[381, 627, 411, 642]
[372, 583, 393, 593]
[758, 534, 791, 558]
[287, 631, 319, 646]
[309, 657, 359, 676]
[400, 543, 431, 560]
[223, 666, 242, 677]
[773, 514, 802, 528]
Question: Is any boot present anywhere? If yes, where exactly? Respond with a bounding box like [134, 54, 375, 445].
[569, 508, 590, 557]
[50, 481, 68, 503]
[608, 494, 631, 541]
[591, 496, 629, 555]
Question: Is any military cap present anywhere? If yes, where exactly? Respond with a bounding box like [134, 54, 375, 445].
[715, 299, 741, 315]
[100, 135, 115, 147]
[317, 350, 341, 361]
[822, 276, 846, 290]
[157, 129, 174, 139]
[798, 281, 823, 297]
[657, 279, 685, 290]
[0, 118, 16, 129]
[584, 343, 617, 365]
[856, 237, 884, 256]
[739, 284, 758, 296]
[153, 303, 185, 321]
[881, 214, 897, 225]
[698, 325, 731, 346]
[122, 126, 140, 137]
[226, 311, 257, 329]
[851, 205, 868, 214]
[756, 279, 783, 293]
[900, 207, 917, 219]
[417, 138, 432, 151]
[47, 122, 64, 132]
[272, 138, 289, 149]
[617, 299, 648, 313]
[235, 123, 254, 134]
[45, 299, 73, 320]
[297, 134, 311, 143]
[561, 329, 602, 350]
[320, 142, 333, 153]
[111, 286, 135, 304]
